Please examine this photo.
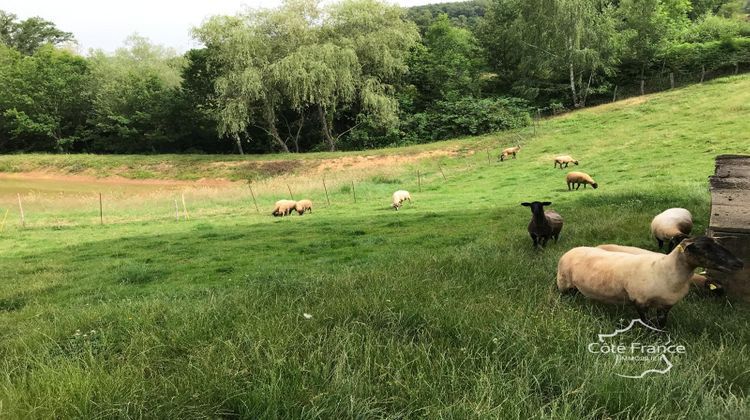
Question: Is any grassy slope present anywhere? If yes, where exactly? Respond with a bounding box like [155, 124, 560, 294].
[0, 76, 749, 418]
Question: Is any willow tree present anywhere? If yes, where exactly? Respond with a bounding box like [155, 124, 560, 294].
[193, 0, 418, 153]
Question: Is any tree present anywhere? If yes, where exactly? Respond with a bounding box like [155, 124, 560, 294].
[0, 44, 90, 151]
[617, 0, 691, 94]
[0, 10, 74, 55]
[193, 0, 419, 153]
[84, 35, 185, 153]
[481, 0, 621, 108]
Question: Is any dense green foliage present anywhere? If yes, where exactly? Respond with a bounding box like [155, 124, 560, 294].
[0, 0, 749, 154]
[1, 75, 749, 417]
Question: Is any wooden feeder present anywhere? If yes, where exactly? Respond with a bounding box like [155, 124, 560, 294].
[708, 155, 750, 300]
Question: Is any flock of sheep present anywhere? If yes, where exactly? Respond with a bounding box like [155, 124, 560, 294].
[504, 146, 743, 328]
[269, 144, 744, 329]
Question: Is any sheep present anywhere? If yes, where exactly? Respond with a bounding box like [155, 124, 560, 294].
[392, 190, 412, 210]
[566, 171, 598, 190]
[295, 199, 313, 215]
[650, 208, 693, 252]
[596, 244, 724, 293]
[272, 199, 297, 217]
[499, 145, 521, 162]
[521, 201, 563, 248]
[554, 155, 579, 169]
[557, 236, 743, 327]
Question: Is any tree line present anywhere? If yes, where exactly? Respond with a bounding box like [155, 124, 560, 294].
[0, 0, 749, 154]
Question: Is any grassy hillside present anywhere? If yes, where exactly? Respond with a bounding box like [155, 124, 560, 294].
[0, 75, 749, 418]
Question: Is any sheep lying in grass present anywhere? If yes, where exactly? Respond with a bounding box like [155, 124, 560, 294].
[295, 199, 313, 215]
[499, 145, 521, 162]
[272, 200, 297, 217]
[566, 171, 598, 190]
[554, 155, 579, 169]
[597, 244, 724, 294]
[392, 190, 412, 210]
[521, 201, 563, 248]
[651, 208, 693, 252]
[557, 236, 743, 327]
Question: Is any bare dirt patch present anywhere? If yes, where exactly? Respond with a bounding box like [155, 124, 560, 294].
[312, 149, 459, 174]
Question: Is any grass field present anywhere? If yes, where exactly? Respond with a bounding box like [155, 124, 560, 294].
[1, 75, 749, 418]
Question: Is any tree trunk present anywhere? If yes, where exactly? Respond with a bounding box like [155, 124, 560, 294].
[569, 63, 578, 108]
[640, 65, 645, 96]
[233, 133, 244, 155]
[264, 105, 289, 153]
[581, 72, 593, 107]
[317, 105, 336, 152]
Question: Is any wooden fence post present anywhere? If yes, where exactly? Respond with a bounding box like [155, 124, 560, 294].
[612, 86, 618, 103]
[417, 170, 422, 192]
[669, 72, 674, 89]
[438, 165, 447, 181]
[322, 177, 331, 206]
[181, 193, 189, 220]
[174, 198, 180, 221]
[351, 181, 357, 203]
[17, 193, 24, 228]
[486, 149, 491, 165]
[99, 193, 103, 225]
[248, 183, 260, 213]
[0, 208, 8, 232]
[287, 184, 294, 201]
[701, 65, 706, 83]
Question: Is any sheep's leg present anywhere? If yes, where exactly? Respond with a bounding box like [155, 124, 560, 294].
[512, 153, 516, 159]
[632, 302, 652, 326]
[655, 306, 672, 329]
[657, 239, 664, 250]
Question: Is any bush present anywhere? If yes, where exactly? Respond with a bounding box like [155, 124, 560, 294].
[402, 96, 531, 143]
[681, 15, 750, 43]
[661, 37, 750, 72]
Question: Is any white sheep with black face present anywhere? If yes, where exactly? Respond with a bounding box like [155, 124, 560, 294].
[391, 190, 411, 210]
[557, 236, 743, 328]
[650, 208, 693, 252]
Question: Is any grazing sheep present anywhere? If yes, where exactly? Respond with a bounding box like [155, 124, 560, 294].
[272, 199, 297, 217]
[554, 155, 579, 169]
[651, 208, 693, 252]
[392, 190, 412, 210]
[499, 145, 521, 162]
[557, 236, 743, 327]
[566, 171, 598, 190]
[521, 201, 564, 248]
[295, 199, 313, 215]
[596, 244, 723, 293]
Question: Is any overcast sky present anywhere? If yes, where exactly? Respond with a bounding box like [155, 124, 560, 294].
[3, 0, 453, 54]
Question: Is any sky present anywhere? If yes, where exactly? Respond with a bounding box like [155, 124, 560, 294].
[3, 0, 454, 54]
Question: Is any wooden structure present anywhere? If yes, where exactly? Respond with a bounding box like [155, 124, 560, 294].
[708, 155, 750, 299]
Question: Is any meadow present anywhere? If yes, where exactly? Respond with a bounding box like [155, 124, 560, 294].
[0, 75, 749, 418]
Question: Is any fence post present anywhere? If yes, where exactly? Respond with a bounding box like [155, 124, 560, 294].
[17, 193, 24, 228]
[486, 149, 491, 165]
[612, 86, 618, 103]
[181, 193, 189, 220]
[99, 193, 103, 225]
[417, 170, 422, 192]
[701, 65, 706, 83]
[322, 177, 331, 206]
[669, 72, 674, 89]
[0, 208, 8, 232]
[287, 184, 294, 201]
[351, 181, 357, 203]
[640, 79, 645, 96]
[438, 165, 447, 181]
[248, 183, 260, 213]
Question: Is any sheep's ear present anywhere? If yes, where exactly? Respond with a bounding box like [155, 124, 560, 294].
[542, 201, 552, 206]
[521, 202, 531, 207]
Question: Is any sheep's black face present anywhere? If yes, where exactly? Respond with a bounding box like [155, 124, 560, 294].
[521, 201, 552, 216]
[683, 236, 744, 272]
[574, 161, 579, 165]
[591, 183, 599, 189]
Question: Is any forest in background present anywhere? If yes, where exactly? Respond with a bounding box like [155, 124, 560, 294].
[0, 0, 749, 154]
